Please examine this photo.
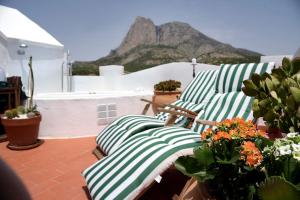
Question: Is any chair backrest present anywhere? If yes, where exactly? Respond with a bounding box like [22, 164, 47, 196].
[192, 92, 253, 133]
[155, 70, 218, 124]
[180, 69, 218, 104]
[215, 62, 274, 93]
[191, 62, 275, 134]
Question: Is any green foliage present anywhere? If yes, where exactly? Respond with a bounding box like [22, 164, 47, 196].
[154, 80, 181, 91]
[242, 57, 300, 132]
[72, 63, 99, 75]
[258, 176, 300, 200]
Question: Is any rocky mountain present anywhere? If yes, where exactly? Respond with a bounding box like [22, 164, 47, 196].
[73, 16, 261, 75]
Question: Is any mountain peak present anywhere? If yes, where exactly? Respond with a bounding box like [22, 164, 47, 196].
[116, 16, 156, 55]
[73, 17, 261, 75]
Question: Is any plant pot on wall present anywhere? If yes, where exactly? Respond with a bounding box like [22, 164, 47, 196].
[152, 90, 181, 114]
[1, 114, 42, 150]
[152, 80, 182, 114]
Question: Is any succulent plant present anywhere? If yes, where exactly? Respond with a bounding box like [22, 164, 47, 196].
[17, 106, 26, 114]
[242, 58, 300, 133]
[4, 109, 19, 119]
[154, 80, 181, 91]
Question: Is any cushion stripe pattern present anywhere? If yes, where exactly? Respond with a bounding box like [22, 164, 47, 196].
[192, 92, 254, 134]
[96, 69, 218, 155]
[215, 62, 274, 93]
[96, 115, 165, 155]
[83, 127, 200, 200]
[180, 69, 217, 104]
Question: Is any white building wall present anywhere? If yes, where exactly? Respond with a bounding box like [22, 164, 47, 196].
[0, 37, 65, 94]
[72, 62, 220, 92]
[260, 55, 293, 67]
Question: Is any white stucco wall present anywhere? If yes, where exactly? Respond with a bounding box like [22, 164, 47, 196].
[37, 94, 153, 138]
[72, 62, 220, 92]
[260, 55, 293, 67]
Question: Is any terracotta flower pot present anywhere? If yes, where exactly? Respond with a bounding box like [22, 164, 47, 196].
[267, 127, 284, 140]
[1, 115, 42, 150]
[152, 90, 181, 114]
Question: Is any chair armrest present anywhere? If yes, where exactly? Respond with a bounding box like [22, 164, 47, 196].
[140, 98, 153, 104]
[158, 108, 196, 119]
[166, 104, 197, 116]
[195, 119, 217, 126]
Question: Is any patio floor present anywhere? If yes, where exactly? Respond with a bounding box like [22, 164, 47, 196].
[0, 137, 97, 200]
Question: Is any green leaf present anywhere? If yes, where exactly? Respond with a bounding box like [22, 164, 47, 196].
[265, 78, 274, 91]
[282, 57, 292, 72]
[292, 59, 300, 75]
[251, 73, 261, 87]
[270, 75, 281, 87]
[242, 80, 258, 96]
[287, 95, 296, 110]
[258, 176, 300, 200]
[175, 156, 201, 176]
[270, 91, 278, 100]
[252, 99, 260, 112]
[175, 156, 216, 181]
[271, 68, 286, 80]
[194, 146, 214, 167]
[285, 78, 298, 87]
[263, 110, 276, 122]
[259, 98, 272, 108]
[290, 87, 300, 103]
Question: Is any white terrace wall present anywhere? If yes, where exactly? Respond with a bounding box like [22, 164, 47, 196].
[72, 62, 220, 92]
[260, 55, 293, 67]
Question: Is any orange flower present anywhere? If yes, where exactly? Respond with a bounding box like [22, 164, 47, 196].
[240, 141, 263, 167]
[229, 129, 238, 137]
[201, 128, 213, 140]
[213, 131, 231, 141]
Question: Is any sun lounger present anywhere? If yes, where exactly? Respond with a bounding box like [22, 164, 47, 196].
[83, 62, 275, 200]
[96, 70, 218, 155]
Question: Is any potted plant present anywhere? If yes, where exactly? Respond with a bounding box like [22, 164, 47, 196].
[175, 118, 271, 199]
[242, 57, 300, 138]
[1, 56, 42, 150]
[152, 80, 181, 113]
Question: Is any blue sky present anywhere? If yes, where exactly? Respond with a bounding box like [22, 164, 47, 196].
[1, 0, 300, 61]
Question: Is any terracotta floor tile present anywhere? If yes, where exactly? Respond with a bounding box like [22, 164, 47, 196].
[0, 137, 98, 200]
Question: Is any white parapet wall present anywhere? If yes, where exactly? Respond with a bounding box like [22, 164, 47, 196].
[72, 62, 220, 92]
[260, 55, 293, 67]
[35, 91, 153, 138]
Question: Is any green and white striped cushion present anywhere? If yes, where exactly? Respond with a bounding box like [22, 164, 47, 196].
[96, 115, 165, 155]
[215, 62, 274, 93]
[96, 69, 218, 155]
[192, 92, 254, 134]
[83, 126, 200, 200]
[180, 69, 218, 104]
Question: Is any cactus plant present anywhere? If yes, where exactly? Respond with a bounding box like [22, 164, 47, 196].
[242, 57, 300, 133]
[257, 176, 300, 200]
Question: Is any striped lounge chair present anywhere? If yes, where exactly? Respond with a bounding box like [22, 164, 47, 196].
[83, 62, 275, 200]
[95, 70, 218, 155]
